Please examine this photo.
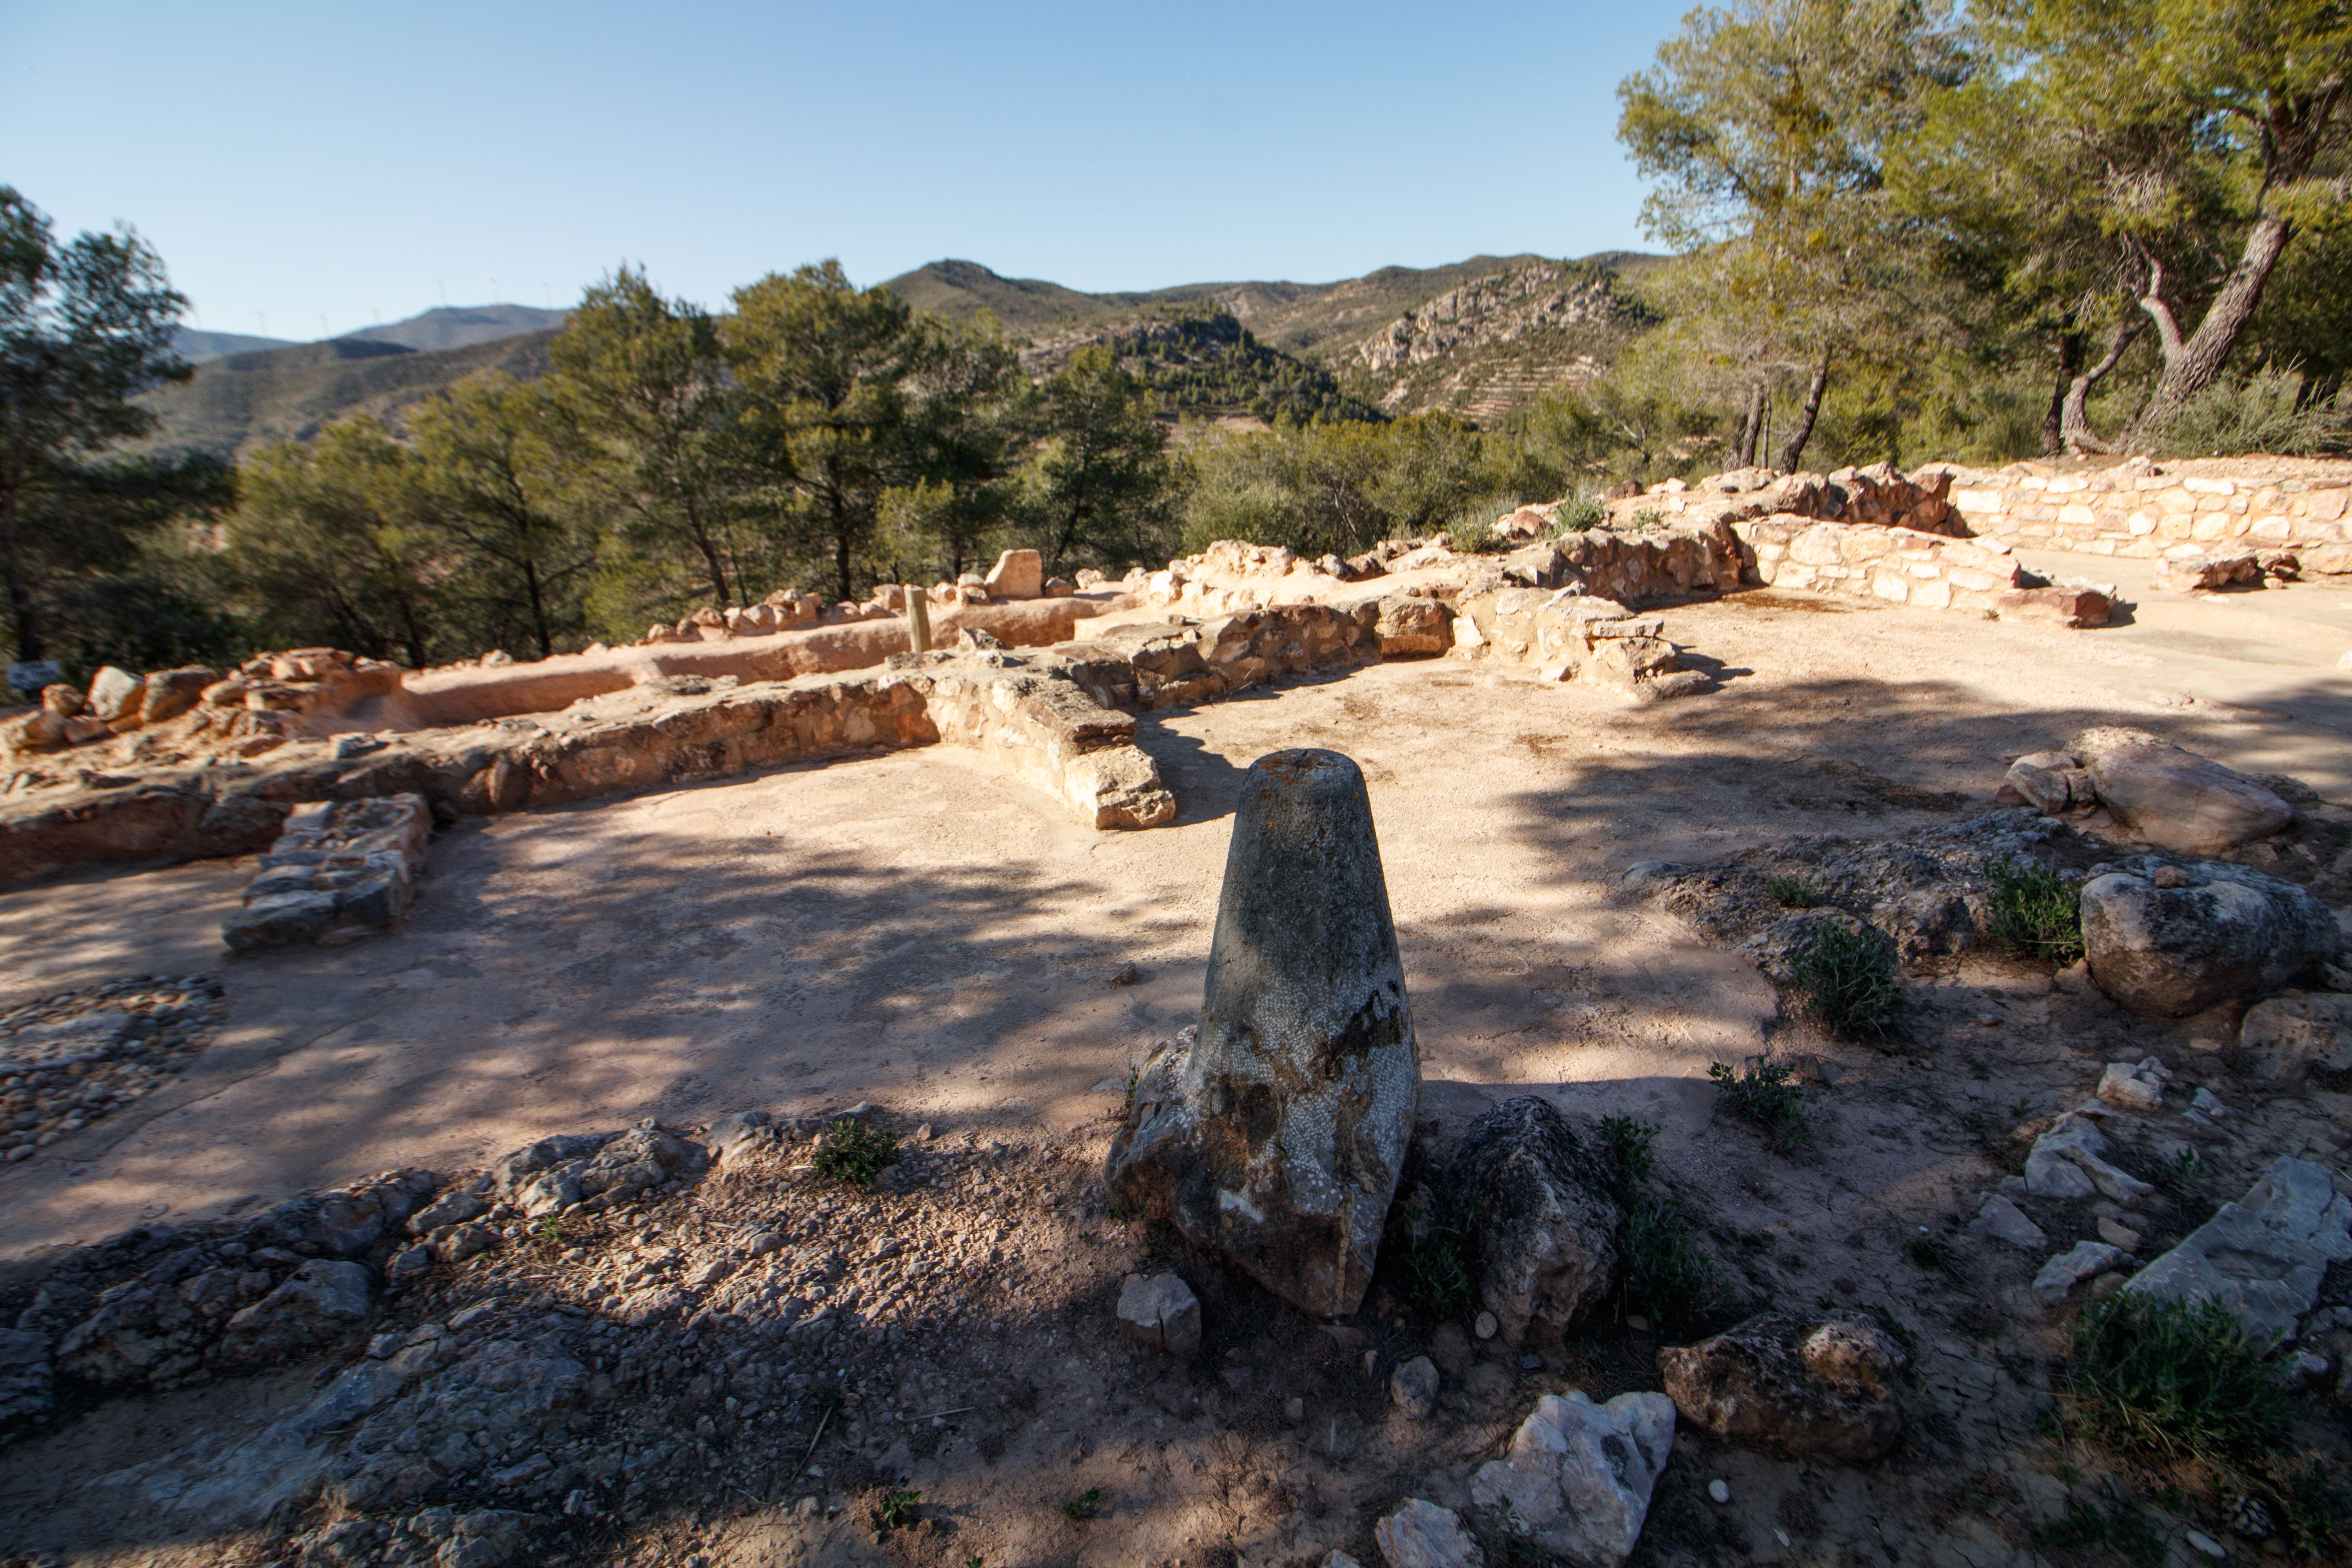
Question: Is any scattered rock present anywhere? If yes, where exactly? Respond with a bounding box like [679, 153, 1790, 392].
[1115, 1274, 1202, 1354]
[1657, 1312, 1905, 1461]
[1107, 749, 1421, 1318]
[1374, 1497, 1485, 1568]
[2000, 751, 2096, 815]
[1390, 1355, 1439, 1420]
[224, 795, 434, 953]
[2123, 1157, 2352, 1345]
[2032, 1241, 2128, 1305]
[2024, 1114, 2153, 1203]
[1470, 1390, 1675, 1567]
[1968, 1194, 2047, 1249]
[2080, 856, 2338, 1017]
[2239, 993, 2352, 1083]
[2071, 728, 2292, 855]
[2096, 1057, 2171, 1112]
[1438, 1096, 1620, 1346]
[1474, 1311, 1498, 1341]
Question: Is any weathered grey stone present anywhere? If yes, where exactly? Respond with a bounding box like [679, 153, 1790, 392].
[1657, 1312, 1904, 1461]
[1116, 1273, 1202, 1354]
[86, 666, 146, 724]
[219, 1259, 374, 1361]
[1470, 1390, 1675, 1567]
[2073, 728, 2292, 855]
[0, 1328, 54, 1427]
[1439, 1096, 1619, 1346]
[1390, 1354, 1439, 1419]
[1375, 1498, 1485, 1568]
[1107, 749, 1420, 1318]
[2239, 993, 2352, 1082]
[2033, 1241, 2127, 1304]
[2024, 1115, 2152, 1202]
[1968, 1194, 2047, 1249]
[222, 890, 339, 953]
[2080, 856, 2339, 1017]
[2123, 1157, 2352, 1344]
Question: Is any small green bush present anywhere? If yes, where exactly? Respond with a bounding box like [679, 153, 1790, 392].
[1399, 1199, 1478, 1319]
[2064, 1293, 2288, 1471]
[1708, 1058, 1811, 1152]
[811, 1118, 898, 1185]
[1062, 1487, 1103, 1521]
[1764, 872, 1821, 909]
[1619, 1192, 1728, 1335]
[1552, 497, 1604, 534]
[1985, 859, 2085, 965]
[1597, 1114, 1657, 1195]
[1789, 920, 1900, 1037]
[878, 1488, 921, 1530]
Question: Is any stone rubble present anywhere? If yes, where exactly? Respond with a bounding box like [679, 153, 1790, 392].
[223, 793, 434, 952]
[0, 975, 227, 1162]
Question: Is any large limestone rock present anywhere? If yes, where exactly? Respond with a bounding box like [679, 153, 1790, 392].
[2239, 993, 2352, 1082]
[1659, 1312, 1906, 1460]
[2080, 856, 2339, 1016]
[1439, 1096, 1620, 1347]
[2071, 728, 2292, 855]
[2123, 1157, 2352, 1345]
[1107, 749, 1421, 1318]
[982, 547, 1044, 601]
[1470, 1390, 1675, 1567]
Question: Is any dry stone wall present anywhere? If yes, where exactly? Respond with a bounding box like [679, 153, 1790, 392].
[1730, 519, 2114, 626]
[1940, 458, 2352, 567]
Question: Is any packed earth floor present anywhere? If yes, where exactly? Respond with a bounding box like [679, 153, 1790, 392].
[2, 556, 2350, 1568]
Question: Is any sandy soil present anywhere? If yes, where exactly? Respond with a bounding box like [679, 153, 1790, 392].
[1, 575, 2348, 1568]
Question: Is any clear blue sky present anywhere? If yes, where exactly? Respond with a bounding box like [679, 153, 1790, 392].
[2, 0, 1682, 340]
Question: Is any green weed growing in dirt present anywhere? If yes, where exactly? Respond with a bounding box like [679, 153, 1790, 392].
[532, 1216, 564, 1252]
[1764, 872, 1821, 909]
[1708, 1058, 1811, 1153]
[1062, 1487, 1103, 1521]
[812, 1119, 898, 1186]
[1788, 920, 1900, 1037]
[1551, 497, 1604, 535]
[2063, 1294, 2288, 1471]
[878, 1489, 920, 1530]
[1985, 859, 2085, 965]
[1597, 1115, 1657, 1196]
[1618, 1192, 1730, 1336]
[1399, 1199, 1478, 1320]
[2146, 1145, 2203, 1191]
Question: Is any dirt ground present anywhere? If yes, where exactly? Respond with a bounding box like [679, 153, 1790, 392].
[2, 570, 2348, 1568]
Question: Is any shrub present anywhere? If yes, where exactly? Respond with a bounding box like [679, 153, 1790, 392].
[2150, 367, 2352, 459]
[1764, 872, 1820, 909]
[1398, 1200, 1477, 1319]
[878, 1488, 921, 1530]
[1552, 496, 1604, 534]
[1597, 1114, 1657, 1196]
[1985, 859, 2085, 965]
[1062, 1487, 1103, 1521]
[1619, 1192, 1728, 1335]
[2063, 1293, 2288, 1471]
[811, 1118, 898, 1185]
[1789, 919, 1900, 1037]
[1708, 1058, 1811, 1152]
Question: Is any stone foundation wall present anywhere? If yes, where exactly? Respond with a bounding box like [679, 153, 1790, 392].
[1940, 458, 2352, 561]
[1731, 516, 2113, 626]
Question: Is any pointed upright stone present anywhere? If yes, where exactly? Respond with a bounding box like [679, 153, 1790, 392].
[1107, 748, 1420, 1317]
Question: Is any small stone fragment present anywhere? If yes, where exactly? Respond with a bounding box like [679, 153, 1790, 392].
[1969, 1194, 2048, 1249]
[1474, 1311, 1498, 1341]
[1374, 1497, 1485, 1568]
[1116, 1273, 1201, 1354]
[1708, 1479, 1731, 1504]
[2033, 1241, 2127, 1304]
[1390, 1355, 1439, 1420]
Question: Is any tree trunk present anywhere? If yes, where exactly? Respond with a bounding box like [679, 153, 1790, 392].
[2128, 213, 2293, 445]
[0, 487, 37, 663]
[2041, 332, 2085, 457]
[2061, 319, 2143, 455]
[1732, 379, 1766, 468]
[522, 556, 552, 659]
[1775, 356, 1830, 473]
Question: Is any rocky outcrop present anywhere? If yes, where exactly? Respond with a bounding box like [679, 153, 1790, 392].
[2123, 1157, 2352, 1345]
[1657, 1312, 1906, 1461]
[1439, 1097, 1620, 1347]
[2071, 728, 2292, 855]
[1107, 750, 1421, 1318]
[2080, 855, 2339, 1016]
[1470, 1390, 1675, 1567]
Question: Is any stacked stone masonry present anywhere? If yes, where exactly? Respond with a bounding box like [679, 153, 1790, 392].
[1938, 458, 2352, 564]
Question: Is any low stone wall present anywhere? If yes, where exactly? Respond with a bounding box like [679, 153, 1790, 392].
[1731, 517, 2113, 626]
[1940, 457, 2352, 563]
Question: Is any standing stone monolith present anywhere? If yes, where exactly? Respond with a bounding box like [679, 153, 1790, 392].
[904, 588, 932, 653]
[1106, 748, 1420, 1317]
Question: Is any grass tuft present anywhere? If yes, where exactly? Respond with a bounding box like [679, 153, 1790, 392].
[2063, 1293, 2288, 1471]
[1597, 1114, 1657, 1196]
[812, 1119, 898, 1186]
[1985, 859, 2085, 965]
[1789, 920, 1900, 1037]
[1709, 1057, 1811, 1153]
[1619, 1191, 1729, 1335]
[1764, 871, 1821, 909]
